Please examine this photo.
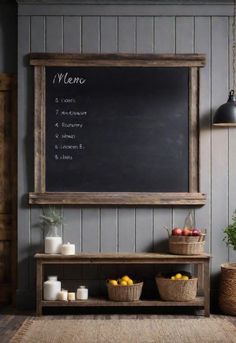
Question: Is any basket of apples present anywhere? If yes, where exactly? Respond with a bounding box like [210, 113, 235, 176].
[168, 227, 206, 255]
[107, 275, 143, 302]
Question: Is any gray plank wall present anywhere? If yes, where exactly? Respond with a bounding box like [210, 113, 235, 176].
[17, 1, 236, 308]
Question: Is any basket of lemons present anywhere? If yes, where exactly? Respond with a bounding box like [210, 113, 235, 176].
[155, 272, 197, 301]
[107, 275, 143, 302]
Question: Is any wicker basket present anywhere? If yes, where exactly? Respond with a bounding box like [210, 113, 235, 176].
[169, 237, 205, 255]
[219, 263, 236, 315]
[107, 282, 143, 302]
[155, 277, 198, 301]
[170, 234, 205, 243]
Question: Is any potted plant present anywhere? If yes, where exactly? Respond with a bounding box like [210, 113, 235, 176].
[40, 206, 64, 254]
[219, 210, 236, 315]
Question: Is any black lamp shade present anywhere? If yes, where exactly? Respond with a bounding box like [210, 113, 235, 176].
[213, 90, 236, 126]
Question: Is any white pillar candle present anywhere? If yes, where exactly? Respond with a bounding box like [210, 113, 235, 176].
[58, 289, 68, 301]
[61, 242, 75, 255]
[45, 236, 62, 254]
[43, 276, 61, 301]
[68, 292, 76, 301]
[77, 286, 88, 300]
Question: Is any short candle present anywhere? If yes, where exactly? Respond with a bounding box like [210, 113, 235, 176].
[61, 242, 75, 255]
[68, 292, 76, 301]
[57, 289, 68, 301]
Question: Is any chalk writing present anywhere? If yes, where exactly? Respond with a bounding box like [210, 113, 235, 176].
[53, 72, 86, 85]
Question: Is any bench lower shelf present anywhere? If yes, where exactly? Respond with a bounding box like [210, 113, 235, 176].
[42, 296, 204, 308]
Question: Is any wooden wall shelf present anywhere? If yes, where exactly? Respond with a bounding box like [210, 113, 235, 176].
[35, 252, 210, 316]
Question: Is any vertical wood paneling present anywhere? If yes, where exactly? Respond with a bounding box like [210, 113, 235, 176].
[101, 209, 117, 252]
[63, 207, 81, 253]
[194, 17, 211, 253]
[118, 208, 135, 252]
[101, 17, 117, 53]
[17, 16, 31, 291]
[136, 17, 153, 53]
[63, 17, 81, 53]
[176, 17, 194, 53]
[118, 17, 136, 52]
[153, 208, 172, 252]
[82, 17, 100, 53]
[135, 208, 153, 252]
[81, 209, 100, 252]
[29, 15, 45, 290]
[154, 17, 175, 53]
[31, 16, 45, 52]
[153, 15, 175, 251]
[46, 16, 63, 52]
[17, 3, 236, 308]
[228, 17, 236, 263]
[211, 17, 229, 273]
[174, 16, 195, 230]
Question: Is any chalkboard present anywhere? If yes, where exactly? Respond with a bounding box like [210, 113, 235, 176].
[46, 67, 189, 192]
[29, 53, 206, 205]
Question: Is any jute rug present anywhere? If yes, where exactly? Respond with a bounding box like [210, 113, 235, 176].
[10, 317, 236, 343]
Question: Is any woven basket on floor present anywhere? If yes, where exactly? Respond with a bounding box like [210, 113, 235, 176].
[169, 237, 205, 255]
[155, 277, 198, 301]
[219, 263, 236, 315]
[107, 282, 143, 302]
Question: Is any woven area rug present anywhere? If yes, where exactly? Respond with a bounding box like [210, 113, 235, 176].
[10, 317, 236, 343]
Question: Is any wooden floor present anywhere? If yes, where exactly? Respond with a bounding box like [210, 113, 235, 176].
[1, 307, 236, 343]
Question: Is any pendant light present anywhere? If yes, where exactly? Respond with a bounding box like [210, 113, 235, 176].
[213, 0, 236, 126]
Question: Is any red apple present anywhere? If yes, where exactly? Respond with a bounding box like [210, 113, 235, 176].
[172, 228, 183, 236]
[182, 228, 192, 236]
[192, 228, 201, 236]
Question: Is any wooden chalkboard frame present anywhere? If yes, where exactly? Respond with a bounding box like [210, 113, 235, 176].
[29, 53, 206, 205]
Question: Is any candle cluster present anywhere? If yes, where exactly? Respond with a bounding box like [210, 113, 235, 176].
[45, 239, 75, 255]
[43, 276, 88, 301]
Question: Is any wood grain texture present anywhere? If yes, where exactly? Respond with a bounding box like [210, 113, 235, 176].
[194, 16, 211, 254]
[0, 74, 16, 305]
[211, 17, 229, 274]
[30, 53, 205, 205]
[189, 67, 199, 193]
[29, 192, 207, 205]
[34, 253, 210, 316]
[30, 53, 206, 66]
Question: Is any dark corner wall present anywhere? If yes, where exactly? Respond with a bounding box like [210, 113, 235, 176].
[0, 0, 17, 74]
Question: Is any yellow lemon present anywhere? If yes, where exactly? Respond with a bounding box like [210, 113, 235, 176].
[109, 279, 118, 286]
[181, 275, 189, 280]
[175, 273, 182, 279]
[127, 279, 133, 285]
[170, 276, 176, 280]
[121, 275, 130, 282]
[120, 280, 128, 286]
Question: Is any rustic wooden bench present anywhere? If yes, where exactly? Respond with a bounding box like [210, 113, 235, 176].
[35, 252, 210, 316]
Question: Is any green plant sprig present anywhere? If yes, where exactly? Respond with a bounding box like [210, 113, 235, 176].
[223, 210, 236, 250]
[40, 206, 64, 227]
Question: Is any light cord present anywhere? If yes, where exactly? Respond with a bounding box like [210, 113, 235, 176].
[233, 0, 236, 92]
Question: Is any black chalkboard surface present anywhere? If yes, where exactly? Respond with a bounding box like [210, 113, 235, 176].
[45, 66, 189, 192]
